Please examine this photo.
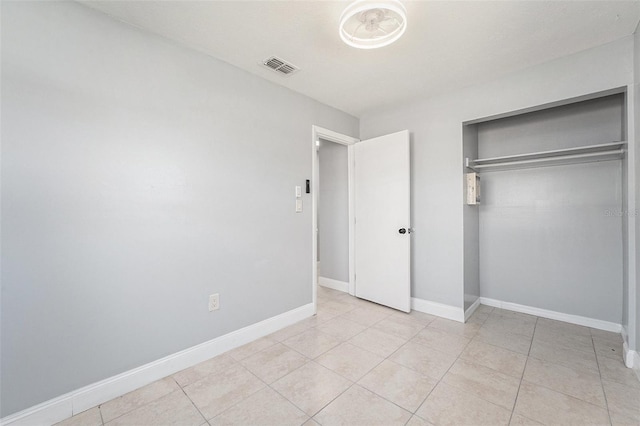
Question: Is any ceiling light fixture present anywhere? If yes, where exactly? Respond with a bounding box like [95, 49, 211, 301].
[339, 0, 407, 49]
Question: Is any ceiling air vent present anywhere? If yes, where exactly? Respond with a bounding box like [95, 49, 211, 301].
[261, 56, 299, 76]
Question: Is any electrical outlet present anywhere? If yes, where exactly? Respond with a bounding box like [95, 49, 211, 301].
[208, 293, 220, 312]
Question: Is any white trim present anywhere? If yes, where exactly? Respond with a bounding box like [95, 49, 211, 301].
[311, 125, 359, 315]
[318, 277, 349, 293]
[621, 326, 639, 374]
[347, 145, 356, 296]
[411, 297, 465, 323]
[622, 334, 640, 382]
[479, 297, 621, 332]
[1, 303, 314, 426]
[312, 126, 359, 146]
[464, 298, 481, 322]
[623, 84, 638, 352]
[623, 340, 639, 368]
[0, 399, 71, 426]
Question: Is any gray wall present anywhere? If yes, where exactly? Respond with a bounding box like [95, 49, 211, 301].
[360, 37, 635, 309]
[0, 1, 358, 416]
[476, 96, 624, 323]
[463, 126, 479, 311]
[318, 140, 349, 283]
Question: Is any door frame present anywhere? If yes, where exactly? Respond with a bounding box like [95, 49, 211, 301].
[311, 125, 359, 314]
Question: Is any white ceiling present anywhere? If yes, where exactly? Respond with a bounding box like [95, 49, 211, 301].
[81, 1, 640, 117]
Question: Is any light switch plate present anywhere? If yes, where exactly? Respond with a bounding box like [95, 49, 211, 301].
[295, 185, 302, 198]
[296, 199, 303, 213]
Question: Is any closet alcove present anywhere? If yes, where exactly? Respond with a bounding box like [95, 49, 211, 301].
[462, 90, 627, 326]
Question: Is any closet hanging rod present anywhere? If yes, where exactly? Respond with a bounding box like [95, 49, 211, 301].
[465, 141, 626, 172]
[472, 141, 626, 165]
[468, 149, 624, 172]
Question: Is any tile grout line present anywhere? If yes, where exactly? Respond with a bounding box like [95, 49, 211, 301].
[317, 309, 395, 390]
[472, 311, 536, 356]
[302, 298, 422, 423]
[307, 380, 356, 424]
[198, 363, 277, 424]
[306, 295, 391, 424]
[309, 344, 415, 422]
[263, 364, 315, 424]
[270, 320, 314, 343]
[517, 325, 616, 420]
[280, 301, 396, 359]
[173, 376, 209, 425]
[410, 320, 476, 424]
[507, 316, 538, 425]
[98, 404, 105, 426]
[514, 373, 616, 412]
[260, 293, 391, 423]
[592, 333, 614, 426]
[229, 336, 280, 363]
[280, 330, 341, 360]
[413, 307, 533, 424]
[94, 382, 175, 426]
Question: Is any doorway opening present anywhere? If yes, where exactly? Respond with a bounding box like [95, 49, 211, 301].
[311, 126, 358, 314]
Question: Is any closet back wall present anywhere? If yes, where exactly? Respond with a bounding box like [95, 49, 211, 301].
[477, 95, 624, 323]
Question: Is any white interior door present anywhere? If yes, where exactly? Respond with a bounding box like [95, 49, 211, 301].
[355, 130, 411, 312]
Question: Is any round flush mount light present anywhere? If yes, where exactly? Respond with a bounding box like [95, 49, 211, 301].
[339, 0, 407, 49]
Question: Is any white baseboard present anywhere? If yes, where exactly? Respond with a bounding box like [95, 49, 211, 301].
[411, 297, 464, 323]
[623, 341, 640, 382]
[621, 326, 640, 382]
[623, 340, 640, 369]
[1, 303, 315, 426]
[464, 298, 481, 322]
[318, 276, 349, 293]
[479, 297, 621, 333]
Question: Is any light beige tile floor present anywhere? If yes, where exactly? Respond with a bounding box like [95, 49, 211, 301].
[58, 286, 640, 426]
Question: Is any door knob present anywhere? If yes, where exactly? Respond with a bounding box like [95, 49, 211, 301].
[398, 228, 407, 234]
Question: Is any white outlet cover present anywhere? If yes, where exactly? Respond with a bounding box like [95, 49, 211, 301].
[208, 293, 220, 311]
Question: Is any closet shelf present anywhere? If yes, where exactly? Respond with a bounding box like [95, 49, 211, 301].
[465, 141, 626, 172]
